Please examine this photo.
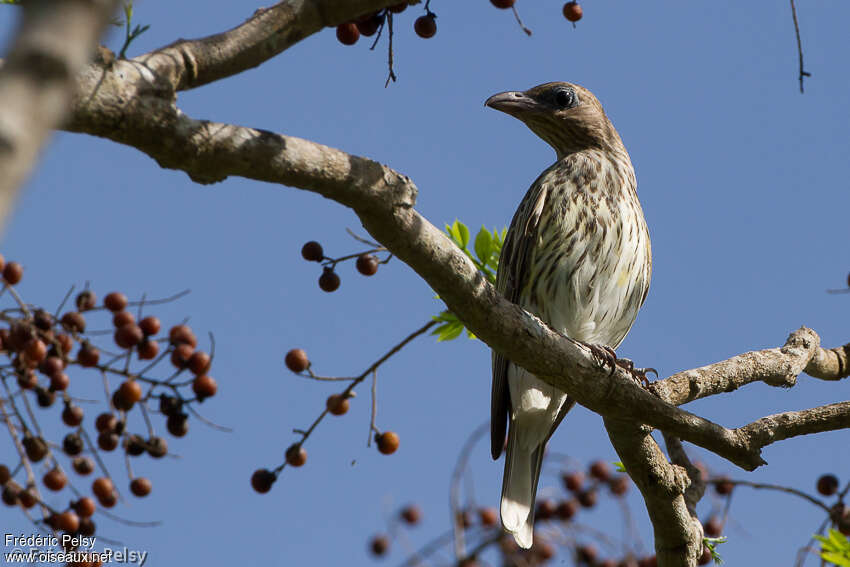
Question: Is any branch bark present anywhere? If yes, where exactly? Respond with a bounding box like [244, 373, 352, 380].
[0, 0, 122, 232]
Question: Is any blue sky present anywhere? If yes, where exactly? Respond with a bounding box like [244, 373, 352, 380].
[1, 1, 848, 565]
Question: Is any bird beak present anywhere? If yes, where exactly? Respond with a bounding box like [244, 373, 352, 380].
[485, 91, 537, 117]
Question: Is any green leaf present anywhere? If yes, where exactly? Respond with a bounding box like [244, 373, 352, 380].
[474, 227, 492, 265]
[819, 530, 850, 566]
[613, 461, 626, 472]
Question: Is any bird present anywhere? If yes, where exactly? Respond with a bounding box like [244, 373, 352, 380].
[485, 82, 651, 549]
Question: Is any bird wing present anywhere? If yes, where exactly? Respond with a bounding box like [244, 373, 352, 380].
[491, 179, 549, 460]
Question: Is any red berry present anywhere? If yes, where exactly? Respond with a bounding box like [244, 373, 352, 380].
[357, 13, 382, 37]
[557, 499, 578, 520]
[336, 22, 360, 45]
[285, 444, 307, 467]
[104, 291, 128, 312]
[24, 338, 47, 365]
[56, 333, 73, 356]
[536, 498, 557, 520]
[414, 14, 437, 39]
[714, 476, 734, 496]
[589, 460, 611, 481]
[60, 311, 86, 333]
[301, 241, 324, 262]
[318, 268, 341, 292]
[562, 470, 584, 492]
[17, 488, 36, 509]
[75, 290, 97, 311]
[171, 343, 195, 368]
[74, 497, 96, 518]
[50, 372, 70, 391]
[817, 474, 840, 496]
[56, 510, 80, 533]
[139, 315, 161, 336]
[285, 348, 309, 373]
[563, 1, 582, 22]
[61, 405, 84, 427]
[188, 351, 211, 375]
[400, 504, 421, 525]
[137, 339, 160, 360]
[697, 546, 712, 565]
[77, 343, 100, 367]
[41, 355, 64, 378]
[130, 477, 152, 497]
[609, 475, 629, 496]
[16, 370, 37, 389]
[578, 489, 598, 508]
[169, 324, 197, 347]
[192, 375, 217, 399]
[95, 412, 117, 433]
[490, 0, 515, 8]
[326, 394, 349, 415]
[2, 261, 23, 284]
[356, 254, 379, 276]
[703, 516, 723, 537]
[251, 469, 276, 494]
[535, 541, 556, 560]
[376, 431, 400, 455]
[115, 323, 144, 348]
[43, 467, 67, 491]
[479, 507, 498, 526]
[91, 477, 114, 501]
[112, 310, 135, 328]
[370, 534, 390, 556]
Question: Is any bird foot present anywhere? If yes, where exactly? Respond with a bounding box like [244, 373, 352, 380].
[582, 342, 656, 385]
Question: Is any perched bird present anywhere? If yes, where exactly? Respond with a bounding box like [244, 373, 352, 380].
[485, 82, 651, 549]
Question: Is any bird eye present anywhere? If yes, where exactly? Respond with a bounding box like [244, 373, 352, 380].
[554, 88, 576, 109]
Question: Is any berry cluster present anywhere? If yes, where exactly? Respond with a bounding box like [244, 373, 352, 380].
[0, 255, 218, 554]
[335, 3, 437, 46]
[301, 238, 389, 293]
[489, 0, 583, 25]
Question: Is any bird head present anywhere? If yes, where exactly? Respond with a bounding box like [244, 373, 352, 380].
[485, 82, 621, 158]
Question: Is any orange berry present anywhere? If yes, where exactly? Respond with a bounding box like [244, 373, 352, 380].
[130, 477, 152, 497]
[285, 348, 309, 373]
[2, 261, 23, 284]
[103, 292, 128, 312]
[285, 444, 307, 467]
[326, 394, 349, 416]
[192, 375, 217, 399]
[376, 431, 400, 455]
[43, 467, 67, 491]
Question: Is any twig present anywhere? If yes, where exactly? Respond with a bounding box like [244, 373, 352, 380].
[790, 0, 811, 93]
[511, 4, 532, 36]
[449, 422, 489, 558]
[384, 13, 397, 88]
[709, 478, 830, 513]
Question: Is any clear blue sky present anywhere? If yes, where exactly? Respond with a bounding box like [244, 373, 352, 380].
[1, 1, 849, 565]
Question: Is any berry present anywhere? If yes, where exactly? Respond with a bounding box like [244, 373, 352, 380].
[18, 487, 37, 509]
[104, 291, 128, 312]
[2, 261, 23, 284]
[159, 394, 182, 417]
[577, 544, 598, 564]
[414, 14, 437, 39]
[78, 517, 96, 536]
[77, 343, 100, 367]
[703, 516, 723, 537]
[60, 311, 86, 333]
[376, 431, 400, 455]
[490, 0, 515, 8]
[169, 324, 197, 348]
[16, 370, 37, 389]
[578, 489, 598, 508]
[97, 431, 119, 451]
[609, 475, 629, 496]
[125, 434, 146, 456]
[369, 534, 390, 556]
[697, 546, 712, 565]
[35, 386, 55, 407]
[356, 254, 379, 276]
[75, 290, 97, 311]
[188, 350, 211, 375]
[192, 374, 217, 399]
[24, 338, 46, 365]
[285, 348, 309, 373]
[72, 457, 94, 476]
[43, 467, 68, 491]
[0, 464, 10, 484]
[41, 355, 64, 378]
[112, 388, 133, 411]
[563, 1, 582, 22]
[1, 483, 19, 506]
[56, 333, 73, 355]
[63, 433, 84, 456]
[336, 22, 360, 45]
[357, 13, 382, 37]
[638, 557, 658, 567]
[147, 436, 168, 458]
[56, 510, 80, 533]
[557, 498, 578, 520]
[112, 310, 136, 328]
[137, 339, 160, 360]
[95, 412, 117, 433]
[166, 413, 189, 437]
[400, 504, 421, 525]
[139, 315, 161, 336]
[301, 241, 324, 262]
[318, 268, 341, 292]
[130, 477, 152, 497]
[536, 498, 557, 520]
[251, 469, 276, 494]
[74, 497, 96, 518]
[33, 309, 53, 330]
[562, 470, 584, 492]
[817, 474, 840, 496]
[118, 380, 143, 405]
[91, 477, 114, 501]
[535, 541, 556, 560]
[285, 444, 307, 467]
[589, 460, 611, 481]
[326, 394, 349, 415]
[171, 343, 195, 368]
[714, 476, 734, 496]
[98, 491, 117, 508]
[479, 507, 498, 526]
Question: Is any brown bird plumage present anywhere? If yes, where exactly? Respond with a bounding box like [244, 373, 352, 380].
[486, 82, 651, 548]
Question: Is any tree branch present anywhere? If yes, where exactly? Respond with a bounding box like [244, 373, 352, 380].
[0, 0, 122, 233]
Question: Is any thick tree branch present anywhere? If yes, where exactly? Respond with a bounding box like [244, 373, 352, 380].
[0, 0, 122, 233]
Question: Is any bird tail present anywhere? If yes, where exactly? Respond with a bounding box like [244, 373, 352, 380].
[500, 423, 545, 550]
